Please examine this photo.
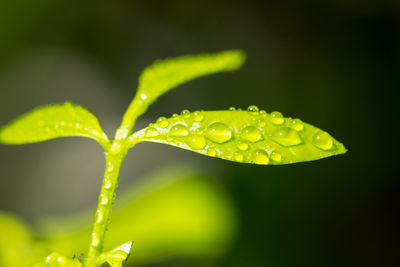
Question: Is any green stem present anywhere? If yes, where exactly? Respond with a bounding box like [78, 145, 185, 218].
[87, 141, 128, 264]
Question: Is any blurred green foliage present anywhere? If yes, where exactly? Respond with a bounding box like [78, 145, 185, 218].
[0, 166, 237, 266]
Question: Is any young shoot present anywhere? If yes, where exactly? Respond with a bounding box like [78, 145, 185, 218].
[0, 50, 346, 266]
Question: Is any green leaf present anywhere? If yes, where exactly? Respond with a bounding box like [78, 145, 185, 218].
[0, 102, 110, 148]
[120, 50, 246, 133]
[98, 241, 132, 267]
[130, 107, 347, 164]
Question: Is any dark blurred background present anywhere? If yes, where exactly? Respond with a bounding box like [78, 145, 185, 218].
[0, 1, 399, 266]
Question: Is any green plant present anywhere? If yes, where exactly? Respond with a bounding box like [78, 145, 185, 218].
[0, 50, 346, 266]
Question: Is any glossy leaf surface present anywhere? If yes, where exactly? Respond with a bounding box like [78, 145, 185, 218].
[131, 107, 346, 164]
[120, 50, 246, 132]
[0, 102, 109, 147]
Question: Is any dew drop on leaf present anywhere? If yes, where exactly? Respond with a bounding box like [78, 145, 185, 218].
[156, 116, 169, 128]
[271, 127, 302, 146]
[270, 111, 285, 125]
[312, 130, 334, 150]
[228, 107, 236, 111]
[205, 122, 233, 143]
[253, 150, 269, 165]
[187, 135, 207, 150]
[240, 126, 263, 142]
[172, 113, 178, 118]
[169, 124, 189, 137]
[291, 118, 304, 131]
[193, 111, 204, 122]
[234, 152, 244, 162]
[270, 151, 282, 162]
[145, 127, 160, 137]
[247, 105, 259, 115]
[207, 147, 217, 156]
[181, 109, 191, 118]
[257, 119, 266, 127]
[236, 140, 249, 151]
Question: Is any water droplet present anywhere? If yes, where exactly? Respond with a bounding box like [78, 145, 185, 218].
[291, 119, 304, 131]
[101, 194, 108, 205]
[258, 119, 266, 127]
[259, 110, 267, 116]
[91, 233, 100, 247]
[110, 142, 121, 154]
[228, 107, 236, 111]
[270, 111, 285, 125]
[172, 113, 178, 118]
[270, 151, 282, 162]
[236, 140, 249, 151]
[205, 122, 233, 143]
[193, 111, 204, 122]
[253, 150, 269, 165]
[107, 162, 114, 172]
[57, 257, 63, 262]
[187, 135, 207, 150]
[312, 131, 334, 150]
[271, 127, 302, 146]
[104, 179, 112, 189]
[156, 117, 169, 128]
[115, 127, 129, 140]
[46, 256, 52, 262]
[75, 122, 80, 128]
[96, 210, 103, 223]
[240, 126, 263, 142]
[234, 152, 244, 162]
[207, 147, 217, 156]
[92, 130, 99, 136]
[145, 127, 159, 137]
[140, 93, 148, 100]
[247, 105, 259, 114]
[181, 109, 191, 118]
[170, 124, 189, 137]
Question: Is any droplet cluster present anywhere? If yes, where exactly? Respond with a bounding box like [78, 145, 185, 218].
[140, 106, 338, 165]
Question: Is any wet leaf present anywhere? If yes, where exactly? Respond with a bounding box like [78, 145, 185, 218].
[120, 50, 246, 131]
[131, 107, 346, 164]
[0, 102, 109, 148]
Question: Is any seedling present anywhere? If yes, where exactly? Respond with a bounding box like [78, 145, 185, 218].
[0, 50, 346, 266]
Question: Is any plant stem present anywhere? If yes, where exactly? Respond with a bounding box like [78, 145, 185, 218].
[87, 142, 127, 264]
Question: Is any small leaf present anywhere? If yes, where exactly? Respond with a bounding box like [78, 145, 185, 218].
[137, 50, 245, 104]
[120, 50, 246, 132]
[31, 252, 82, 267]
[0, 102, 110, 148]
[130, 107, 346, 164]
[98, 241, 133, 267]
